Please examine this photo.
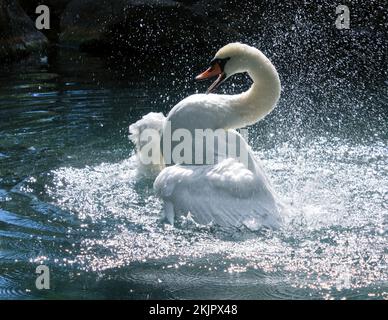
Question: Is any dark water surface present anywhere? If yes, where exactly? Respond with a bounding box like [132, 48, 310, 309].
[0, 49, 387, 299]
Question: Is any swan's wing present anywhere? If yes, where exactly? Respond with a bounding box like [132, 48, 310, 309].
[166, 93, 241, 131]
[129, 112, 166, 177]
[154, 158, 283, 230]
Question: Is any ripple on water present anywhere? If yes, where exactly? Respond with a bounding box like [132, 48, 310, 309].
[0, 208, 63, 234]
[0, 270, 32, 299]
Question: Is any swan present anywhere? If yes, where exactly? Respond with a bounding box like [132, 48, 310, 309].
[129, 43, 283, 230]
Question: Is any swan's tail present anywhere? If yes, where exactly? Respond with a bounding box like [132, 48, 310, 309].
[129, 112, 166, 177]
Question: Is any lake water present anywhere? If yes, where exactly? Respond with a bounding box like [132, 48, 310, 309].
[0, 49, 387, 299]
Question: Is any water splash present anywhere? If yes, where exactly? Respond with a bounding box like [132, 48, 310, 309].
[43, 135, 387, 299]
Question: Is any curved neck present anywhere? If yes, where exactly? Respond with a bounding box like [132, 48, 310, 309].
[227, 51, 281, 129]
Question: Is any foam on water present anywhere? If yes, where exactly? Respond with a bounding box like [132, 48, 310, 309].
[44, 137, 387, 299]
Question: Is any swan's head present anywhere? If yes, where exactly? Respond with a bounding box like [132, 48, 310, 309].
[196, 43, 258, 94]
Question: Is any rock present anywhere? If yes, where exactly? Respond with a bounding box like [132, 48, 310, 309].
[59, 0, 235, 62]
[0, 0, 48, 62]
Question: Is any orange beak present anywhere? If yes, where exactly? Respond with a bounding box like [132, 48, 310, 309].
[195, 63, 222, 80]
[195, 62, 226, 94]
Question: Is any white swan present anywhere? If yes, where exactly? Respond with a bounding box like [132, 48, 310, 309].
[130, 43, 283, 229]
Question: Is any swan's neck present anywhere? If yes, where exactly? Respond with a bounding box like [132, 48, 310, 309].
[228, 51, 281, 128]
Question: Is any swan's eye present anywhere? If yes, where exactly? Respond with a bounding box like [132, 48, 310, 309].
[209, 60, 218, 68]
[210, 57, 230, 71]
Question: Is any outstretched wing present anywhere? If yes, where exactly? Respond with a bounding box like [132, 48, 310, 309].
[154, 158, 283, 230]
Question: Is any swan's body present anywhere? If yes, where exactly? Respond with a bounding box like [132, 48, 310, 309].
[154, 138, 282, 229]
[130, 43, 283, 229]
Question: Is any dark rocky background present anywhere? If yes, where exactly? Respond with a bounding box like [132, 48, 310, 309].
[0, 0, 47, 61]
[1, 1, 386, 79]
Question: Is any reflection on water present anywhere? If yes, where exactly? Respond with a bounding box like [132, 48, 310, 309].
[0, 49, 387, 299]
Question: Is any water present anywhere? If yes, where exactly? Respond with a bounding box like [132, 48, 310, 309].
[0, 49, 387, 300]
